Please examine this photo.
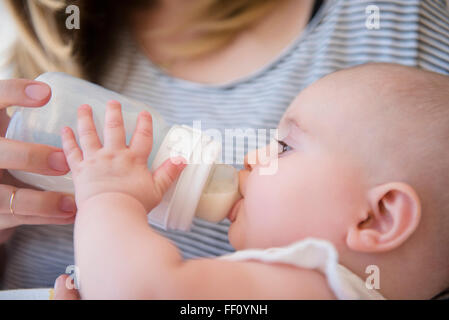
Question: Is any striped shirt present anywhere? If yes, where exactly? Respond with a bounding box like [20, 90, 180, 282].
[2, 0, 449, 290]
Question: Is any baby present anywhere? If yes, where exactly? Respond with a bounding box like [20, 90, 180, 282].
[59, 63, 449, 299]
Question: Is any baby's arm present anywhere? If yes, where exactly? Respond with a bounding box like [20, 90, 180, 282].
[76, 193, 334, 299]
[63, 101, 334, 299]
[74, 192, 182, 299]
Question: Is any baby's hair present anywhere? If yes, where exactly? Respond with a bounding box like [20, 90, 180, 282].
[342, 63, 449, 261]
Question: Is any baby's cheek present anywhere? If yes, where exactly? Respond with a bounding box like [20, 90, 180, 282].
[243, 161, 347, 245]
[246, 163, 301, 206]
[243, 172, 295, 246]
[245, 173, 277, 213]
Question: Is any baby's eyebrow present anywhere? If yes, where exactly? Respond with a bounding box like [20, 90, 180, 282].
[277, 116, 303, 140]
[280, 114, 302, 130]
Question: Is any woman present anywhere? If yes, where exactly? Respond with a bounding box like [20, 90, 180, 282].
[1, 0, 449, 292]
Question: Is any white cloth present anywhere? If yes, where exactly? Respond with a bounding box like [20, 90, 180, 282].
[218, 238, 385, 300]
[0, 288, 53, 300]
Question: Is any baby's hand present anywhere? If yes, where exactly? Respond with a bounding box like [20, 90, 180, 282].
[61, 101, 186, 212]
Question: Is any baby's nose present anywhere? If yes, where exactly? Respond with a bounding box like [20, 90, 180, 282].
[244, 148, 260, 170]
[244, 143, 276, 170]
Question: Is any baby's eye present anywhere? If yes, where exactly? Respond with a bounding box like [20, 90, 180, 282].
[276, 139, 292, 155]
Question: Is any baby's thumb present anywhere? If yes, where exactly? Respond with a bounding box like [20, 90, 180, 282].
[153, 157, 187, 196]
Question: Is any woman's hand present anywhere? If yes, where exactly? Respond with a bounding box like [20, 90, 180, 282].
[61, 100, 186, 213]
[0, 79, 77, 241]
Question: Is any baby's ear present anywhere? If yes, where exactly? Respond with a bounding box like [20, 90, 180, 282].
[346, 182, 421, 253]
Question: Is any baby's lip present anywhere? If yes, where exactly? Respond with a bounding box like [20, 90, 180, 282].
[227, 198, 243, 223]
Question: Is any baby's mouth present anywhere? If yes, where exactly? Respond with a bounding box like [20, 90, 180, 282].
[227, 198, 243, 223]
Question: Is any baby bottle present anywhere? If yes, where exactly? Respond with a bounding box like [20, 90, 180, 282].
[5, 72, 241, 231]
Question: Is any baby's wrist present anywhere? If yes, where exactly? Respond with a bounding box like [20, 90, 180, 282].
[78, 192, 148, 216]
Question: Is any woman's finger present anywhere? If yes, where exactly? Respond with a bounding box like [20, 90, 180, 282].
[0, 138, 70, 175]
[61, 126, 83, 169]
[0, 79, 51, 109]
[0, 215, 75, 229]
[129, 111, 153, 163]
[0, 184, 76, 218]
[103, 100, 126, 149]
[1, 169, 42, 189]
[54, 274, 81, 300]
[153, 157, 187, 197]
[76, 104, 101, 157]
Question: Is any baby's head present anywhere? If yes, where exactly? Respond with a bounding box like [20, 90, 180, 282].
[229, 63, 449, 298]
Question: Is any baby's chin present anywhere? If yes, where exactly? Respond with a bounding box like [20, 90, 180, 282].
[227, 218, 242, 250]
[228, 231, 242, 251]
[227, 201, 282, 250]
[227, 207, 248, 250]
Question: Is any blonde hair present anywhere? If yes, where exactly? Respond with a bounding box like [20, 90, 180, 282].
[4, 0, 279, 81]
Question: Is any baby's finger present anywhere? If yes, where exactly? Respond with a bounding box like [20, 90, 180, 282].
[61, 126, 82, 169]
[54, 274, 81, 300]
[129, 111, 153, 162]
[153, 157, 187, 197]
[104, 100, 126, 149]
[77, 104, 102, 157]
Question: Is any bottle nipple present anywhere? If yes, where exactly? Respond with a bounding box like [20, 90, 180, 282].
[195, 164, 242, 222]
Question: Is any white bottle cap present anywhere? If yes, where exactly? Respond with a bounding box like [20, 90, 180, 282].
[148, 125, 223, 231]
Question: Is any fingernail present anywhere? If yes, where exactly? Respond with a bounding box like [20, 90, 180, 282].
[25, 83, 50, 101]
[59, 196, 77, 213]
[108, 100, 121, 106]
[170, 156, 187, 166]
[60, 127, 69, 135]
[78, 104, 91, 111]
[176, 157, 188, 168]
[48, 151, 69, 172]
[139, 110, 152, 118]
[54, 275, 64, 290]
